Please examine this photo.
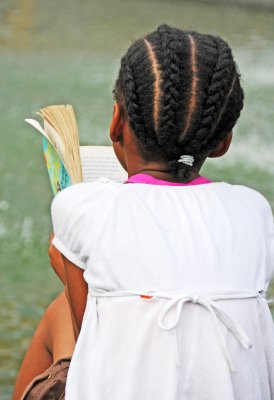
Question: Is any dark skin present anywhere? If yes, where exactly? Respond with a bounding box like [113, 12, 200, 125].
[48, 233, 66, 284]
[48, 234, 81, 338]
[53, 101, 233, 335]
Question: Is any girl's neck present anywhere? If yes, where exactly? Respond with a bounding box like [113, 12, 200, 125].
[129, 168, 200, 184]
[125, 146, 204, 184]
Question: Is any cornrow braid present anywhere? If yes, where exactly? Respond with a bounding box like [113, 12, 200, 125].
[154, 25, 185, 155]
[143, 39, 162, 132]
[179, 33, 199, 142]
[114, 40, 165, 160]
[144, 25, 194, 169]
[200, 73, 243, 154]
[113, 24, 244, 182]
[181, 35, 237, 157]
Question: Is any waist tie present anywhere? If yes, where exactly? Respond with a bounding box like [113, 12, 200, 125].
[88, 289, 268, 372]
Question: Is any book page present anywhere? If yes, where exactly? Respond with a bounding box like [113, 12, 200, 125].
[80, 146, 127, 183]
[25, 118, 55, 147]
[25, 118, 71, 171]
[25, 118, 67, 168]
[38, 105, 83, 183]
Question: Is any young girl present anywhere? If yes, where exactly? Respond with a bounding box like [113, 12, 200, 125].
[16, 24, 274, 399]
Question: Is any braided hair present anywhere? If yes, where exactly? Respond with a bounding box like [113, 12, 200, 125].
[113, 25, 244, 181]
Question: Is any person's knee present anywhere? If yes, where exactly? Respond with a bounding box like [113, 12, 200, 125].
[43, 291, 75, 359]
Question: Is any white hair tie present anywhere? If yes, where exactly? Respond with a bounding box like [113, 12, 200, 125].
[177, 155, 194, 166]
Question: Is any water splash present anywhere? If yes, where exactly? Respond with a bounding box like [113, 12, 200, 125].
[0, 222, 7, 237]
[20, 216, 33, 243]
[0, 201, 9, 212]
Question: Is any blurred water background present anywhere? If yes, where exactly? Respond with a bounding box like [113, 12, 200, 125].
[0, 0, 274, 398]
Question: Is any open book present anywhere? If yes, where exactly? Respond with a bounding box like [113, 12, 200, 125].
[25, 105, 127, 195]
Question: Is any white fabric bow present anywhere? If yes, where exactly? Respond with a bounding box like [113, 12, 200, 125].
[156, 293, 254, 371]
[89, 288, 265, 372]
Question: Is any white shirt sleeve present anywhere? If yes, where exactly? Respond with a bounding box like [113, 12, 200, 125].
[235, 185, 274, 286]
[253, 188, 274, 284]
[51, 180, 120, 271]
[51, 184, 91, 270]
[265, 200, 274, 283]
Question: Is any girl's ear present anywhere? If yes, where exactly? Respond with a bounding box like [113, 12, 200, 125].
[208, 131, 233, 158]
[109, 103, 124, 143]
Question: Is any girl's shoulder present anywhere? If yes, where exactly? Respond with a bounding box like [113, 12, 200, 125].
[226, 182, 272, 207]
[213, 182, 273, 221]
[51, 180, 122, 270]
[51, 179, 121, 230]
[51, 179, 121, 209]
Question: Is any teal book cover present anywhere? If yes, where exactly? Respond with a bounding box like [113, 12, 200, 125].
[42, 136, 72, 195]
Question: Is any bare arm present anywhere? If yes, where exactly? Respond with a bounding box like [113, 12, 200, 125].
[48, 233, 66, 285]
[49, 233, 87, 338]
[63, 255, 88, 336]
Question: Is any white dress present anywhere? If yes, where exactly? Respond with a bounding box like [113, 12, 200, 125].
[51, 176, 274, 400]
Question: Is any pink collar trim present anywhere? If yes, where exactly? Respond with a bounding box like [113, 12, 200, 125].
[125, 173, 213, 186]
